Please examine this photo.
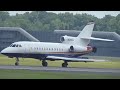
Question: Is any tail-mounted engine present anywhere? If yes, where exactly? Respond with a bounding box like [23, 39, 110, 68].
[60, 35, 75, 43]
[60, 36, 65, 42]
[69, 46, 74, 52]
[69, 45, 87, 53]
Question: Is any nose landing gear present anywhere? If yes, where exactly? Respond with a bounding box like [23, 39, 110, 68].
[15, 57, 19, 66]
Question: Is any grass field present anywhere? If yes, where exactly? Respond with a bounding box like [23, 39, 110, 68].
[0, 69, 120, 79]
[0, 55, 120, 69]
[0, 55, 120, 79]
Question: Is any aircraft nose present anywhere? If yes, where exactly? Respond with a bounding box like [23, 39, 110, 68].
[1, 49, 5, 54]
[0, 48, 14, 57]
[0, 48, 7, 55]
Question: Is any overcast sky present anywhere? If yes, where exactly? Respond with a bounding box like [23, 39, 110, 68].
[8, 11, 120, 18]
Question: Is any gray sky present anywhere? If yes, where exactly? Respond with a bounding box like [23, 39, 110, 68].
[8, 11, 120, 18]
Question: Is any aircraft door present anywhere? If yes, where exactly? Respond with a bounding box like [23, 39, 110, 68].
[23, 44, 30, 57]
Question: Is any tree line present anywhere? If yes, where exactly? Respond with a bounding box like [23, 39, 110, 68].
[0, 11, 120, 34]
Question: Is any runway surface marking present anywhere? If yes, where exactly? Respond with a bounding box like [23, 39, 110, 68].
[0, 65, 120, 74]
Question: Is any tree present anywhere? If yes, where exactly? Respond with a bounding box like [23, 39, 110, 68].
[0, 11, 119, 34]
[0, 11, 10, 21]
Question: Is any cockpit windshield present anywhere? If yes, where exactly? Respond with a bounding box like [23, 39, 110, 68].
[9, 44, 22, 47]
[9, 44, 13, 47]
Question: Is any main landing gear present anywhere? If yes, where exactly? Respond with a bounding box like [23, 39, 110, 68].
[41, 60, 68, 67]
[42, 60, 48, 67]
[15, 57, 19, 66]
[62, 61, 68, 67]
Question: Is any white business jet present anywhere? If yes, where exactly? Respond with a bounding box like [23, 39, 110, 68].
[0, 22, 114, 67]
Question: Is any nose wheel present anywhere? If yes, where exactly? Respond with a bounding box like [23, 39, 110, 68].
[15, 57, 19, 66]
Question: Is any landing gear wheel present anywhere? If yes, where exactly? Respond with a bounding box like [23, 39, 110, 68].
[42, 61, 48, 67]
[15, 62, 19, 66]
[62, 63, 68, 67]
[15, 57, 19, 66]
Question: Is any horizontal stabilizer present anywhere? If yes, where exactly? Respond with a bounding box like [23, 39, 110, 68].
[81, 37, 114, 41]
[46, 56, 107, 62]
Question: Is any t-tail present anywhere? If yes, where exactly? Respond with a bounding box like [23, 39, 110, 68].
[76, 21, 114, 47]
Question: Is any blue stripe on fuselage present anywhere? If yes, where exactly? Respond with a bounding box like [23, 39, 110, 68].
[1, 53, 86, 59]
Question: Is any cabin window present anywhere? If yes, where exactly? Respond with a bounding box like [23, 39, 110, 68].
[16, 45, 18, 47]
[9, 44, 13, 47]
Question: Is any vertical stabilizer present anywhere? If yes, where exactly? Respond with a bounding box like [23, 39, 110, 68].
[77, 22, 95, 38]
[76, 22, 95, 46]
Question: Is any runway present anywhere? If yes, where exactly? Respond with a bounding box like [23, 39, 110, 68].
[0, 65, 120, 74]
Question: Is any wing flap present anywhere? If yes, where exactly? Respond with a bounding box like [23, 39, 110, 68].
[46, 56, 107, 62]
[81, 37, 114, 41]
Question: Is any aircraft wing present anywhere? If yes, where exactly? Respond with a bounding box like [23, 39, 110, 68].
[81, 37, 114, 41]
[46, 56, 107, 62]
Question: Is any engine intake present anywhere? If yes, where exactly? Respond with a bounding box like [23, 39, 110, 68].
[69, 46, 74, 52]
[60, 36, 65, 42]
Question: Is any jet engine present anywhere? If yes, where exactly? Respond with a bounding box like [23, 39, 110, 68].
[69, 45, 87, 52]
[60, 36, 65, 42]
[69, 46, 74, 52]
[60, 35, 75, 43]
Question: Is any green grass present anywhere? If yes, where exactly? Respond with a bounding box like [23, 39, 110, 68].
[0, 69, 120, 79]
[0, 54, 120, 69]
[0, 55, 120, 79]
